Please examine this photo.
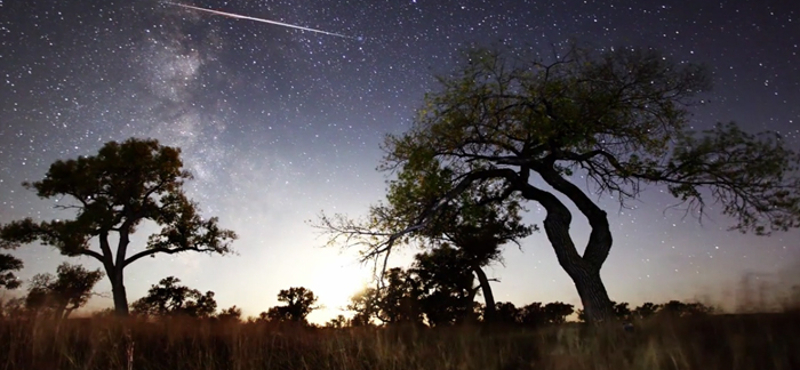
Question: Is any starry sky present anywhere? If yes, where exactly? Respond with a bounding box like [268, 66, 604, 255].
[1, 0, 799, 323]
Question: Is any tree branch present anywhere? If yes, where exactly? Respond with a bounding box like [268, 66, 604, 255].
[123, 246, 216, 268]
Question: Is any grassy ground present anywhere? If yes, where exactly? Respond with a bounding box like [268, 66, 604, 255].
[1, 313, 798, 370]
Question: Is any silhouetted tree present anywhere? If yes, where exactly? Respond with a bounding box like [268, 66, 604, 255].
[267, 287, 318, 323]
[493, 301, 521, 325]
[131, 276, 217, 318]
[317, 45, 800, 323]
[0, 253, 23, 290]
[325, 315, 348, 328]
[612, 301, 632, 320]
[519, 302, 547, 328]
[216, 305, 242, 322]
[543, 302, 574, 324]
[0, 138, 238, 315]
[384, 166, 534, 322]
[378, 268, 424, 324]
[632, 302, 661, 319]
[410, 245, 479, 326]
[348, 268, 423, 325]
[347, 287, 381, 326]
[659, 300, 714, 318]
[519, 301, 574, 326]
[25, 262, 104, 319]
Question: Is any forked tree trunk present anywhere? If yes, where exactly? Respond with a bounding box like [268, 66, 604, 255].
[542, 215, 614, 323]
[471, 264, 497, 322]
[568, 261, 614, 323]
[526, 175, 615, 324]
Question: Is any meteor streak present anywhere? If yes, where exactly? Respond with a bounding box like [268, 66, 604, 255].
[164, 2, 352, 39]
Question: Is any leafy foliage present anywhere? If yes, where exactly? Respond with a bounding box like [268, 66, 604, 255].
[266, 287, 319, 323]
[410, 245, 479, 326]
[347, 268, 423, 325]
[131, 276, 217, 318]
[0, 253, 23, 290]
[0, 138, 237, 314]
[216, 305, 243, 322]
[325, 315, 348, 328]
[632, 302, 661, 319]
[612, 301, 632, 320]
[25, 262, 104, 319]
[317, 44, 800, 323]
[577, 300, 714, 322]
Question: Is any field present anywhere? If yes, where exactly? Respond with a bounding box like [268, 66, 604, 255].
[1, 312, 798, 370]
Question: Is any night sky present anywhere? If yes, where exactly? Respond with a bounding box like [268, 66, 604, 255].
[1, 0, 799, 323]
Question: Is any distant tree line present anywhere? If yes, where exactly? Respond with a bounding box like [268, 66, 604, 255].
[340, 244, 717, 328]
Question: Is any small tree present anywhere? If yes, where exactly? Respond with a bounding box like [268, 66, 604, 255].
[0, 253, 23, 290]
[0, 138, 237, 315]
[347, 268, 424, 325]
[325, 315, 348, 328]
[347, 287, 381, 326]
[25, 262, 104, 319]
[216, 305, 242, 323]
[659, 300, 714, 318]
[519, 302, 547, 328]
[267, 287, 318, 323]
[131, 276, 217, 318]
[612, 301, 632, 320]
[383, 166, 533, 322]
[410, 245, 479, 326]
[493, 301, 521, 325]
[632, 302, 661, 319]
[543, 302, 574, 324]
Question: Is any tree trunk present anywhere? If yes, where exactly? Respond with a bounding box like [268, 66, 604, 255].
[110, 268, 129, 315]
[543, 216, 614, 323]
[532, 184, 615, 324]
[569, 263, 614, 323]
[471, 264, 496, 322]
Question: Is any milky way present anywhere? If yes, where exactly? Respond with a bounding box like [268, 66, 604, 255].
[1, 0, 799, 322]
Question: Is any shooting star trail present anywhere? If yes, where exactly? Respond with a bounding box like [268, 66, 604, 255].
[164, 2, 353, 39]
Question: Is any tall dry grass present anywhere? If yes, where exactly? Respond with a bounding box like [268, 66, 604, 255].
[1, 311, 799, 370]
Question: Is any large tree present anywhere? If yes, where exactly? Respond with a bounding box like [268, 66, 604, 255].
[318, 46, 800, 323]
[25, 262, 104, 319]
[0, 138, 237, 315]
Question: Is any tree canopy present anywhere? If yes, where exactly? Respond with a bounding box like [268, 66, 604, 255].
[347, 268, 423, 325]
[317, 45, 800, 323]
[0, 138, 237, 315]
[0, 253, 23, 290]
[410, 245, 480, 326]
[25, 262, 104, 319]
[266, 287, 319, 323]
[132, 276, 218, 318]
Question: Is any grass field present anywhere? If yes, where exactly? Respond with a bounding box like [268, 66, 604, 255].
[1, 312, 798, 370]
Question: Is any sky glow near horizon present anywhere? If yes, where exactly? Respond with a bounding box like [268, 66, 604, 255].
[1, 0, 799, 323]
